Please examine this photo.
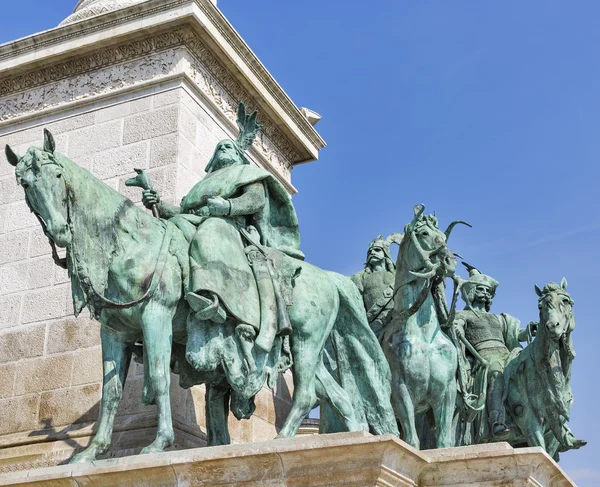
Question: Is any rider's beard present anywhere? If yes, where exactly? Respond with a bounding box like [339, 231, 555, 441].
[212, 154, 239, 170]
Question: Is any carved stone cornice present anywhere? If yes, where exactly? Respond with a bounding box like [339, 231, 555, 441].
[61, 0, 149, 26]
[0, 26, 300, 174]
[0, 0, 325, 164]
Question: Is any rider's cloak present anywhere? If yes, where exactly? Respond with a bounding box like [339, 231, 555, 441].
[175, 164, 304, 328]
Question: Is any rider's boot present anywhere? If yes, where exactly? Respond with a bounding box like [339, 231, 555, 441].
[487, 370, 510, 440]
[245, 245, 278, 353]
[186, 291, 227, 324]
[489, 409, 510, 440]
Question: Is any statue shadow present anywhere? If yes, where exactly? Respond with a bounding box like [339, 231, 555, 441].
[28, 407, 100, 465]
[24, 367, 294, 466]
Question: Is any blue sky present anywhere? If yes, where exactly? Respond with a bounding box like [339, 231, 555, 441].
[2, 1, 599, 484]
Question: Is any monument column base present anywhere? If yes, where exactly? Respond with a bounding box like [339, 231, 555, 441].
[0, 432, 574, 486]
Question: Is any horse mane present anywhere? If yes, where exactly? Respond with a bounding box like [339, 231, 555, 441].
[55, 152, 157, 316]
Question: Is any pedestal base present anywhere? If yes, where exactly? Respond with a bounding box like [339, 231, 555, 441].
[0, 432, 574, 486]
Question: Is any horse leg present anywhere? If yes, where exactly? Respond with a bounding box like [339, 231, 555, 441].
[70, 325, 132, 463]
[392, 381, 419, 449]
[276, 341, 320, 438]
[525, 413, 545, 450]
[315, 360, 361, 432]
[140, 303, 175, 454]
[205, 382, 231, 446]
[433, 386, 457, 448]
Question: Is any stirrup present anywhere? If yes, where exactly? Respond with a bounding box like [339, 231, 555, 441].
[186, 292, 227, 324]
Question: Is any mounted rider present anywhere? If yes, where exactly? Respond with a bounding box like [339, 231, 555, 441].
[351, 234, 401, 340]
[142, 104, 302, 370]
[453, 263, 533, 440]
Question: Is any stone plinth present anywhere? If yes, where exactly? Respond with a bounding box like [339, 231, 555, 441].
[0, 0, 323, 471]
[0, 432, 575, 487]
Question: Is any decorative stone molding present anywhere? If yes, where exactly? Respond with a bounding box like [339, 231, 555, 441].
[0, 0, 325, 164]
[0, 27, 298, 174]
[61, 0, 148, 27]
[62, 0, 218, 26]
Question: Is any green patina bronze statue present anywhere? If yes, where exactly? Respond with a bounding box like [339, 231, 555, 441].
[5, 105, 398, 463]
[351, 234, 402, 341]
[450, 267, 586, 459]
[381, 205, 471, 449]
[452, 263, 529, 441]
[4, 105, 586, 463]
[502, 280, 586, 459]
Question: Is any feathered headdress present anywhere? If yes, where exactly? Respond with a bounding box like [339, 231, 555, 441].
[235, 102, 263, 151]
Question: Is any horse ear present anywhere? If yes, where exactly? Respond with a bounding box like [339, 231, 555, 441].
[5, 145, 20, 167]
[535, 285, 543, 297]
[43, 129, 56, 154]
[561, 277, 568, 290]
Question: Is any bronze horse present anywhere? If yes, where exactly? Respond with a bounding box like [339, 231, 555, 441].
[503, 279, 586, 459]
[382, 205, 470, 448]
[5, 130, 398, 462]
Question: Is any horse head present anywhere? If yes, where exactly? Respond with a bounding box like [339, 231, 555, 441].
[397, 204, 469, 285]
[535, 278, 575, 343]
[6, 129, 71, 247]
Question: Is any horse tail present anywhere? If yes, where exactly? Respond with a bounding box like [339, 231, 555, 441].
[322, 272, 399, 436]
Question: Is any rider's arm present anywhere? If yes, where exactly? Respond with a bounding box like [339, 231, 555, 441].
[518, 322, 537, 342]
[228, 182, 266, 216]
[157, 202, 182, 219]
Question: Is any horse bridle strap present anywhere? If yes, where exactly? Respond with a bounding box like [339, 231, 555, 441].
[33, 211, 68, 270]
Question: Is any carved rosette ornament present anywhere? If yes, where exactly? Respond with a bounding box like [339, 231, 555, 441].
[60, 0, 150, 26]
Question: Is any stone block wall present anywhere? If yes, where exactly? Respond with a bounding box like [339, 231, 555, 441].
[0, 85, 293, 470]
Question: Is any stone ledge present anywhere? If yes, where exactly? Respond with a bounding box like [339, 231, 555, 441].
[0, 432, 575, 486]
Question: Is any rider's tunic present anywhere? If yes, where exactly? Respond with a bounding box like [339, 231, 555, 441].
[456, 310, 522, 371]
[351, 268, 395, 340]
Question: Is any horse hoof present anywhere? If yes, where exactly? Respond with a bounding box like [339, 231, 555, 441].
[69, 452, 95, 464]
[140, 445, 164, 455]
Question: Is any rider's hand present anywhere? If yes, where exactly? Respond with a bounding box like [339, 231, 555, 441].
[453, 324, 464, 339]
[142, 189, 160, 209]
[206, 196, 230, 216]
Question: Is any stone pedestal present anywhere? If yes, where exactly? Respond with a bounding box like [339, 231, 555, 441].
[0, 432, 576, 486]
[0, 0, 324, 472]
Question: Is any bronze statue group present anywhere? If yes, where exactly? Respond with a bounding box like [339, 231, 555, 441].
[4, 105, 585, 463]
